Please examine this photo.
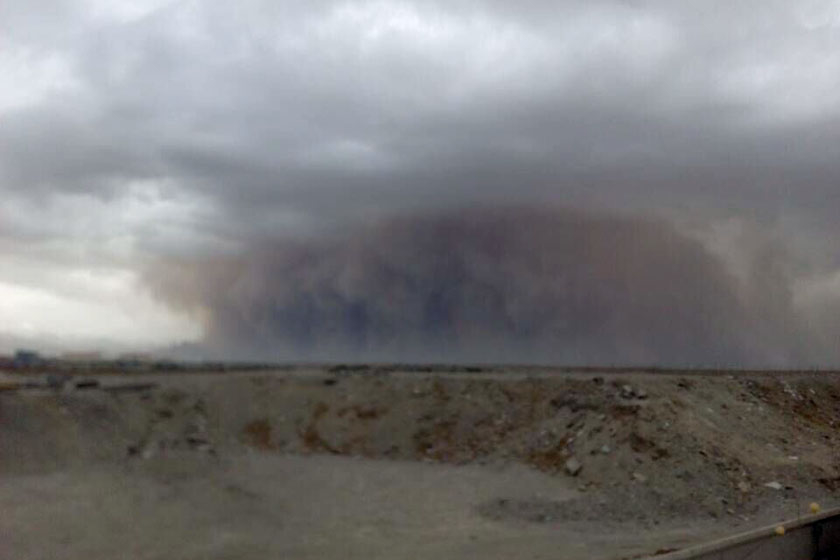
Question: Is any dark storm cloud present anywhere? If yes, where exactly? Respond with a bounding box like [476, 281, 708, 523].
[3, 0, 840, 361]
[4, 0, 840, 223]
[146, 207, 823, 367]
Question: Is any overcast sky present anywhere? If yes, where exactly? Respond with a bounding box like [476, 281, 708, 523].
[2, 0, 840, 362]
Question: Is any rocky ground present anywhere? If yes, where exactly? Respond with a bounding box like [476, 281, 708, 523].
[2, 366, 840, 559]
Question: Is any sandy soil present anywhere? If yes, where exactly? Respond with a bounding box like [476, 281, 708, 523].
[2, 367, 840, 559]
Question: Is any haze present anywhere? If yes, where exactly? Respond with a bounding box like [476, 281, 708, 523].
[3, 0, 840, 365]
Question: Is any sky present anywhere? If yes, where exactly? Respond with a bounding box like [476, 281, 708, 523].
[2, 0, 840, 364]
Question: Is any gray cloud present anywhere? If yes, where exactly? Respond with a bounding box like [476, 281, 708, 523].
[3, 1, 840, 361]
[5, 2, 840, 214]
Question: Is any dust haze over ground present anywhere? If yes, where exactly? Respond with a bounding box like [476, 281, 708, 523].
[147, 206, 830, 367]
[4, 1, 840, 358]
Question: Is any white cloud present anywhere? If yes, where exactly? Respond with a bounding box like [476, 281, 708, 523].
[0, 271, 200, 348]
[0, 180, 211, 350]
[797, 0, 840, 29]
[81, 0, 173, 24]
[0, 47, 81, 111]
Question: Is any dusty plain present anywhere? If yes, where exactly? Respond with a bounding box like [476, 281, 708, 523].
[3, 366, 840, 559]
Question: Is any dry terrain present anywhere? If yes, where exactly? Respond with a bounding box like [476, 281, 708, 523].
[3, 366, 840, 559]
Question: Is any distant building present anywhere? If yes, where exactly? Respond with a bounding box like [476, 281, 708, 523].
[13, 350, 42, 367]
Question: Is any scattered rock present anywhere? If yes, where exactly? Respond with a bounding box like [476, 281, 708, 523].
[74, 379, 99, 390]
[19, 367, 840, 533]
[565, 457, 583, 477]
[194, 442, 214, 454]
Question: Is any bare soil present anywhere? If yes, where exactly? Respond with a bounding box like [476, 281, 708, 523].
[2, 367, 840, 559]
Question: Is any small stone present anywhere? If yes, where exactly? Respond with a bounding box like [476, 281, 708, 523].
[727, 508, 736, 515]
[636, 388, 648, 399]
[600, 445, 611, 454]
[632, 472, 647, 483]
[621, 385, 635, 398]
[565, 457, 583, 477]
[186, 436, 209, 447]
[764, 481, 783, 491]
[738, 481, 751, 493]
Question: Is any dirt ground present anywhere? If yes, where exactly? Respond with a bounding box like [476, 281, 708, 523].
[3, 366, 840, 559]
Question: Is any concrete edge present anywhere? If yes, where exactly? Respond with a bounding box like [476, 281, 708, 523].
[645, 506, 840, 559]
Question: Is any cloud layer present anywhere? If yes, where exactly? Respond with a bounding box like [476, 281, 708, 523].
[3, 1, 840, 362]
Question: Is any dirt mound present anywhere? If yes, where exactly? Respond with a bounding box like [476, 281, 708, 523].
[3, 368, 840, 526]
[181, 371, 836, 522]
